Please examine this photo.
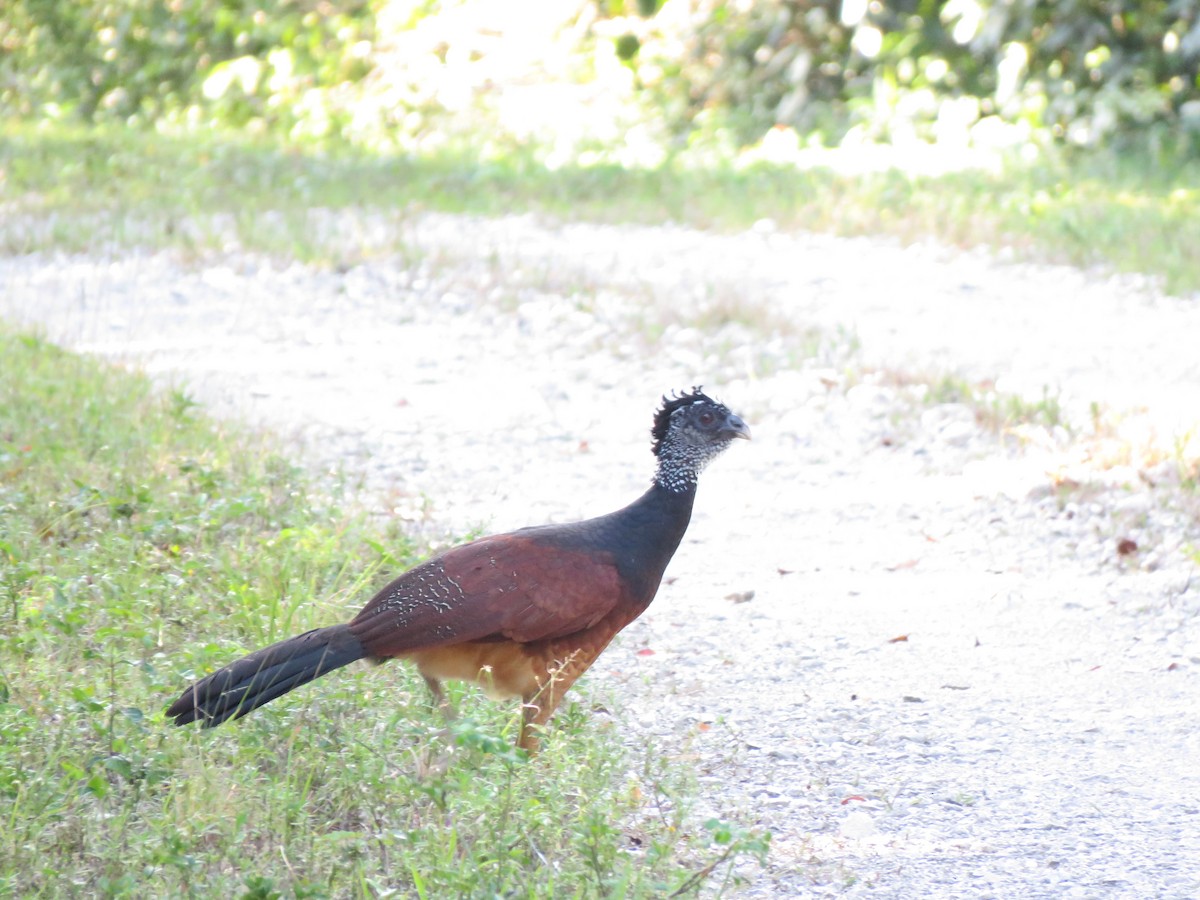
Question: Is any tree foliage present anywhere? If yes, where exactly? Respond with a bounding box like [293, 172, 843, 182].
[2, 0, 1198, 150]
[617, 0, 1200, 146]
[0, 0, 372, 129]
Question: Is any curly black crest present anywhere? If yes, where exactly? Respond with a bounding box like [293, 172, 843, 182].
[651, 386, 721, 456]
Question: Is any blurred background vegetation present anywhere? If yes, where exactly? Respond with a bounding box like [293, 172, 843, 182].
[3, 1, 1199, 293]
[4, 0, 1199, 162]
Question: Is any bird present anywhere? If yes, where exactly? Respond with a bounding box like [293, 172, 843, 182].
[166, 388, 750, 752]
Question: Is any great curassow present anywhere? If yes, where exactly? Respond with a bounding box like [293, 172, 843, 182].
[166, 388, 749, 751]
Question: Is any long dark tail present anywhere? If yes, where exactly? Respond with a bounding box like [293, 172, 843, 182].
[166, 624, 367, 727]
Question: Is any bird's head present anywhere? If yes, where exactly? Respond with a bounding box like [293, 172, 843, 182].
[651, 387, 750, 491]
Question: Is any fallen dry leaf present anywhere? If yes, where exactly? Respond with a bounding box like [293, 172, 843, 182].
[888, 634, 909, 643]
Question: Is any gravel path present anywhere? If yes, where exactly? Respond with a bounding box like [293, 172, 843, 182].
[3, 213, 1199, 898]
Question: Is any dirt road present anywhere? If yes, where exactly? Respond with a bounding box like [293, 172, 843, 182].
[3, 212, 1198, 897]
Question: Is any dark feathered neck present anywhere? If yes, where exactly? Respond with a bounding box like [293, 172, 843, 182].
[636, 478, 697, 516]
[602, 481, 695, 603]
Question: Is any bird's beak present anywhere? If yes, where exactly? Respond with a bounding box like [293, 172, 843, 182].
[723, 414, 751, 441]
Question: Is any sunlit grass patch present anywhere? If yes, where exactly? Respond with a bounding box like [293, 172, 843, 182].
[3, 123, 1199, 294]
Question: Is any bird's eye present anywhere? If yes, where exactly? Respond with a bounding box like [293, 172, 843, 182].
[698, 411, 715, 425]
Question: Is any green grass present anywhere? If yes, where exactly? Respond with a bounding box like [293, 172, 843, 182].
[0, 330, 766, 897]
[922, 374, 1067, 434]
[3, 121, 1199, 293]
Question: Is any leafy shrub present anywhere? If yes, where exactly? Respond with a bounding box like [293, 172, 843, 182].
[0, 0, 373, 130]
[617, 0, 1200, 147]
[3, 0, 1198, 151]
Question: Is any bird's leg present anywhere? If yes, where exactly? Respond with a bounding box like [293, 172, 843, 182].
[519, 699, 544, 755]
[517, 650, 587, 753]
[414, 675, 457, 777]
[424, 675, 454, 720]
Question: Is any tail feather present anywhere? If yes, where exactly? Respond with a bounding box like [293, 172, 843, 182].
[166, 624, 367, 727]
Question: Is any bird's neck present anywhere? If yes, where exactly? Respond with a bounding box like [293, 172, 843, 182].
[652, 444, 705, 494]
[605, 480, 696, 604]
[637, 478, 698, 522]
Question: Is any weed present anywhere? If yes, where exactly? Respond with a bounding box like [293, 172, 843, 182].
[879, 367, 1070, 441]
[985, 386, 1066, 433]
[670, 819, 772, 897]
